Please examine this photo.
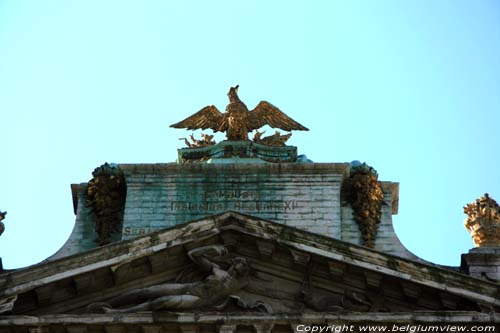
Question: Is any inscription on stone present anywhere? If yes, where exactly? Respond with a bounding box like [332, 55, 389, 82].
[170, 190, 297, 213]
[119, 163, 347, 241]
[170, 200, 297, 212]
[204, 190, 260, 200]
[123, 227, 156, 236]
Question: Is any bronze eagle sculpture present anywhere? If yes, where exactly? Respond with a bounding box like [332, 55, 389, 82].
[170, 85, 308, 141]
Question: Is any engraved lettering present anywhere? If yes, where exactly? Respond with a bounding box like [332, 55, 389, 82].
[204, 190, 260, 201]
[170, 200, 297, 212]
[123, 227, 158, 236]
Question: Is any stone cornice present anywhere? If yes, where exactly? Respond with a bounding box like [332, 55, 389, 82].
[117, 162, 351, 176]
[1, 212, 498, 308]
[0, 311, 498, 326]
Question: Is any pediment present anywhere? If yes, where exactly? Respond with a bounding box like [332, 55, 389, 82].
[1, 211, 499, 317]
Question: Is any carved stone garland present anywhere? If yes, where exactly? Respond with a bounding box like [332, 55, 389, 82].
[87, 163, 126, 246]
[346, 162, 385, 248]
[464, 193, 500, 247]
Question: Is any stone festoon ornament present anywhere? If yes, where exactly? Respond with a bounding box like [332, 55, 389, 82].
[464, 193, 500, 247]
[170, 85, 308, 141]
[87, 163, 126, 246]
[346, 162, 385, 248]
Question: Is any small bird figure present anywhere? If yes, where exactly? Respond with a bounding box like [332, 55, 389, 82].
[170, 85, 308, 141]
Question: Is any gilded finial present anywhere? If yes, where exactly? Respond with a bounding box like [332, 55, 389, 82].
[464, 193, 500, 247]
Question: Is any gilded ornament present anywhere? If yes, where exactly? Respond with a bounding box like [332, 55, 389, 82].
[464, 193, 500, 247]
[346, 161, 385, 248]
[171, 85, 308, 141]
[87, 163, 126, 245]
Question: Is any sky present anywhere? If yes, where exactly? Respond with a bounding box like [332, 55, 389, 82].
[0, 1, 499, 269]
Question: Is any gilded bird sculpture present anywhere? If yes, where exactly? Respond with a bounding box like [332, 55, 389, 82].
[170, 85, 308, 141]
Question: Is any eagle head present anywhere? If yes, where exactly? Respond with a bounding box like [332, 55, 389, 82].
[227, 85, 240, 102]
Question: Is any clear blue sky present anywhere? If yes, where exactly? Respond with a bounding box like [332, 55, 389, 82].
[1, 1, 499, 268]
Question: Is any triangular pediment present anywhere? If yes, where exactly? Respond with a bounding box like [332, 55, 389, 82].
[1, 211, 499, 318]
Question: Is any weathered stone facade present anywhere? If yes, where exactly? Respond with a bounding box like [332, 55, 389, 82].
[1, 108, 498, 331]
[1, 212, 498, 331]
[50, 162, 413, 263]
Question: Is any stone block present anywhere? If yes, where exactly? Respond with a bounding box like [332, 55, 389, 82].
[118, 163, 349, 241]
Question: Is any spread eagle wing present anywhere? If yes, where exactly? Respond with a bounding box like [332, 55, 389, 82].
[247, 101, 309, 132]
[170, 105, 225, 132]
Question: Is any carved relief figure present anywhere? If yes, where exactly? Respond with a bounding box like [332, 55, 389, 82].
[171, 85, 308, 141]
[253, 130, 292, 147]
[0, 211, 6, 236]
[89, 245, 267, 313]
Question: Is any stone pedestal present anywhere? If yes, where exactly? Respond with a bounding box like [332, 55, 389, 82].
[177, 140, 298, 163]
[461, 194, 500, 281]
[461, 247, 500, 282]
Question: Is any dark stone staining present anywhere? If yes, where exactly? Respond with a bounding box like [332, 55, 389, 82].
[87, 163, 126, 246]
[346, 161, 385, 248]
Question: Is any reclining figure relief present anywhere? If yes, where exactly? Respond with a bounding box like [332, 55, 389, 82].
[88, 245, 269, 313]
